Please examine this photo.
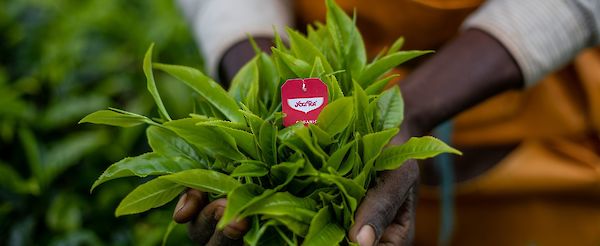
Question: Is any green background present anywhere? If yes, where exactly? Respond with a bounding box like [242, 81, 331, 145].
[0, 0, 203, 245]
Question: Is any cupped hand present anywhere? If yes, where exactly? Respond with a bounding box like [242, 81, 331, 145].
[173, 189, 249, 246]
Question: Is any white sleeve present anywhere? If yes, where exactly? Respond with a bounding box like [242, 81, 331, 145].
[177, 0, 293, 77]
[462, 0, 600, 86]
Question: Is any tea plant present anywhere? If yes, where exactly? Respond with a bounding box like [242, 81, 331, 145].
[82, 0, 460, 245]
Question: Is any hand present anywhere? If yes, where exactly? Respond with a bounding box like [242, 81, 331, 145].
[349, 159, 419, 246]
[172, 189, 249, 246]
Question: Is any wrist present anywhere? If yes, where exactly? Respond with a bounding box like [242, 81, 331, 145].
[218, 37, 274, 86]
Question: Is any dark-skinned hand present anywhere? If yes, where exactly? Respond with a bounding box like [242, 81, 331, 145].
[173, 27, 523, 246]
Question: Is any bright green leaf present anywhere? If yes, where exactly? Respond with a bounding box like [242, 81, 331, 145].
[143, 44, 172, 121]
[153, 63, 244, 123]
[375, 136, 462, 171]
[161, 169, 241, 194]
[115, 178, 184, 216]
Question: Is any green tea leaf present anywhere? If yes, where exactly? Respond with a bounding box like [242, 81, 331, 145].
[308, 124, 335, 147]
[230, 163, 268, 177]
[353, 81, 371, 134]
[79, 109, 152, 127]
[91, 152, 196, 191]
[317, 97, 353, 136]
[362, 128, 399, 166]
[354, 128, 399, 186]
[358, 50, 432, 85]
[387, 36, 405, 55]
[263, 215, 309, 236]
[164, 118, 246, 161]
[271, 48, 312, 78]
[153, 63, 245, 123]
[147, 126, 207, 168]
[377, 86, 404, 130]
[241, 192, 317, 223]
[271, 159, 304, 189]
[364, 74, 399, 95]
[115, 178, 184, 216]
[287, 27, 333, 73]
[258, 121, 277, 165]
[161, 169, 241, 194]
[325, 139, 356, 172]
[244, 218, 278, 246]
[143, 44, 172, 121]
[229, 56, 259, 103]
[217, 184, 274, 228]
[161, 221, 177, 246]
[319, 173, 365, 211]
[303, 207, 345, 246]
[375, 136, 462, 171]
[197, 122, 259, 160]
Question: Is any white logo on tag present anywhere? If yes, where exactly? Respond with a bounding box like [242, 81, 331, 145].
[287, 97, 324, 114]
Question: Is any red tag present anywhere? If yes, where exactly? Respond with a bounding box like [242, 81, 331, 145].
[281, 78, 329, 127]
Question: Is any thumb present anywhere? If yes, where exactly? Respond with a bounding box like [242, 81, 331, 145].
[349, 160, 419, 246]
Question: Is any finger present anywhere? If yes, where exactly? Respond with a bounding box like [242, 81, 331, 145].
[379, 187, 417, 245]
[206, 216, 249, 246]
[188, 199, 250, 245]
[187, 198, 227, 244]
[349, 160, 419, 246]
[173, 189, 206, 223]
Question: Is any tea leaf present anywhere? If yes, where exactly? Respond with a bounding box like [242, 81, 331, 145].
[271, 159, 304, 189]
[79, 109, 152, 127]
[147, 126, 207, 168]
[352, 81, 371, 134]
[358, 50, 432, 85]
[263, 215, 309, 236]
[387, 36, 405, 55]
[240, 192, 317, 223]
[164, 118, 246, 161]
[229, 56, 259, 103]
[230, 163, 268, 177]
[271, 48, 312, 78]
[153, 63, 245, 123]
[317, 97, 353, 136]
[364, 74, 399, 95]
[319, 173, 364, 211]
[377, 86, 404, 131]
[244, 218, 278, 246]
[91, 152, 195, 192]
[258, 121, 277, 165]
[355, 128, 399, 186]
[161, 169, 241, 194]
[197, 122, 259, 160]
[217, 184, 273, 228]
[115, 178, 184, 216]
[143, 44, 172, 121]
[325, 139, 356, 172]
[375, 136, 462, 171]
[303, 207, 345, 246]
[287, 27, 333, 73]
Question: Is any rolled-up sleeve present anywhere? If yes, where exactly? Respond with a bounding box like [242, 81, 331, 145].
[177, 0, 293, 76]
[463, 0, 600, 86]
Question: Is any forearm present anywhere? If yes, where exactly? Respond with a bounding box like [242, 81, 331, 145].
[398, 28, 523, 138]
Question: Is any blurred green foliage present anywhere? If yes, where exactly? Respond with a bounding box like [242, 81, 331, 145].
[0, 0, 203, 245]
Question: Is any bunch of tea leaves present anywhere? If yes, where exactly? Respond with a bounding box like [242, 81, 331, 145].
[81, 0, 460, 245]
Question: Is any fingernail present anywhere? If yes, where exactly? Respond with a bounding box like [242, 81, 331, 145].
[174, 193, 188, 216]
[214, 206, 225, 220]
[356, 225, 375, 246]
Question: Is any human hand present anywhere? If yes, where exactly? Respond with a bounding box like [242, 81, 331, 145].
[172, 161, 418, 246]
[172, 189, 249, 246]
[349, 159, 419, 246]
